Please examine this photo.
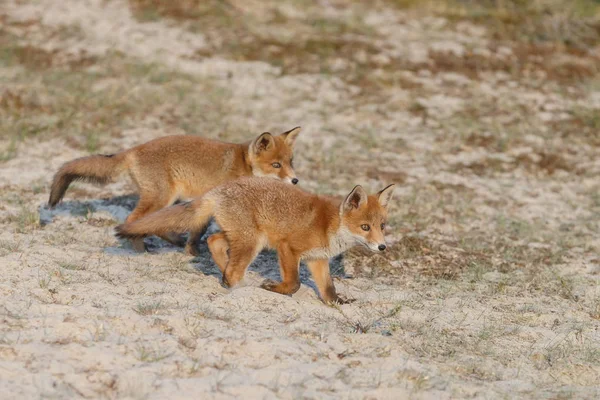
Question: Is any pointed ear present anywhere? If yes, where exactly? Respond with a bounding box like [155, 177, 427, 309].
[281, 126, 301, 148]
[252, 132, 275, 154]
[377, 184, 395, 208]
[343, 185, 368, 213]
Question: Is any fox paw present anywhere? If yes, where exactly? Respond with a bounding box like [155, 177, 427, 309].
[171, 236, 187, 248]
[185, 244, 200, 257]
[327, 295, 355, 305]
[260, 279, 281, 291]
[220, 276, 231, 289]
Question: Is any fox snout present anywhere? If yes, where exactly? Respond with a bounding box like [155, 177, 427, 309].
[364, 241, 387, 253]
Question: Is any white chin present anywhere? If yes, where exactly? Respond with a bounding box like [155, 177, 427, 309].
[358, 242, 374, 251]
[364, 243, 380, 252]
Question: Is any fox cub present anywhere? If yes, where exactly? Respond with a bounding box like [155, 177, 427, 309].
[115, 177, 395, 304]
[49, 128, 301, 252]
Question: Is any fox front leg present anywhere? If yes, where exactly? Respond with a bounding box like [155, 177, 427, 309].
[307, 259, 354, 304]
[260, 243, 301, 296]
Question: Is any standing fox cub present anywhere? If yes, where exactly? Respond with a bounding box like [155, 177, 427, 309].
[115, 177, 395, 304]
[49, 128, 301, 252]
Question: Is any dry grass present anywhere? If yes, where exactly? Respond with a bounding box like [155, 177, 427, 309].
[134, 300, 168, 316]
[59, 262, 86, 271]
[124, 0, 600, 98]
[428, 44, 598, 84]
[391, 0, 600, 46]
[551, 105, 600, 146]
[129, 0, 237, 22]
[0, 26, 229, 158]
[3, 207, 39, 233]
[135, 343, 172, 362]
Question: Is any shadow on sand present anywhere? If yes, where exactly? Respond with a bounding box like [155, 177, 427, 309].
[39, 194, 140, 226]
[39, 194, 349, 295]
[190, 239, 347, 294]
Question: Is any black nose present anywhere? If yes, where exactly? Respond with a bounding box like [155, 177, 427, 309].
[292, 178, 298, 185]
[378, 244, 386, 251]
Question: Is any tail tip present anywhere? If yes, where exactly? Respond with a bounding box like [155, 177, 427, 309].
[114, 224, 144, 240]
[48, 190, 63, 208]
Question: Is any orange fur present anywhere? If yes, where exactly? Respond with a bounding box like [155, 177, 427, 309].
[115, 177, 395, 304]
[49, 128, 301, 251]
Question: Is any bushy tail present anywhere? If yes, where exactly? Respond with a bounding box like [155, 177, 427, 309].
[48, 153, 128, 207]
[115, 198, 215, 240]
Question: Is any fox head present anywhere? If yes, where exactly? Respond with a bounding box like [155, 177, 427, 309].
[248, 127, 301, 185]
[340, 184, 396, 252]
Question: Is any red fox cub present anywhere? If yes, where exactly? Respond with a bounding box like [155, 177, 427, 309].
[115, 177, 395, 304]
[49, 128, 302, 252]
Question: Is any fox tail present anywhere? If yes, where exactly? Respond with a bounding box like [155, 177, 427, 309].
[115, 198, 215, 239]
[48, 153, 129, 207]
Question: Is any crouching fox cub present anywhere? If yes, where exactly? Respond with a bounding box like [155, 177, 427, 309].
[49, 128, 301, 252]
[115, 177, 395, 304]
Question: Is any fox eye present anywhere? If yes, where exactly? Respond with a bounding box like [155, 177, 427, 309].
[272, 162, 282, 168]
[381, 223, 385, 230]
[361, 224, 370, 231]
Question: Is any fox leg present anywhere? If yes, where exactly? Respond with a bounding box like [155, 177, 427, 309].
[125, 199, 154, 252]
[185, 224, 209, 256]
[221, 238, 260, 288]
[260, 243, 301, 295]
[206, 232, 229, 273]
[125, 189, 179, 252]
[161, 232, 187, 247]
[306, 259, 352, 304]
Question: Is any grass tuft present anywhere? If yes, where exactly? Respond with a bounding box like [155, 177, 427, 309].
[4, 207, 39, 233]
[133, 300, 167, 316]
[135, 343, 172, 362]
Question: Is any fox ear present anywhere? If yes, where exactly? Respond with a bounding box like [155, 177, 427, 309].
[281, 126, 301, 148]
[253, 132, 275, 154]
[377, 184, 395, 208]
[343, 185, 368, 212]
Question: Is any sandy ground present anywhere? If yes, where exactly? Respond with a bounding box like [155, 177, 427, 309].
[1, 0, 600, 398]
